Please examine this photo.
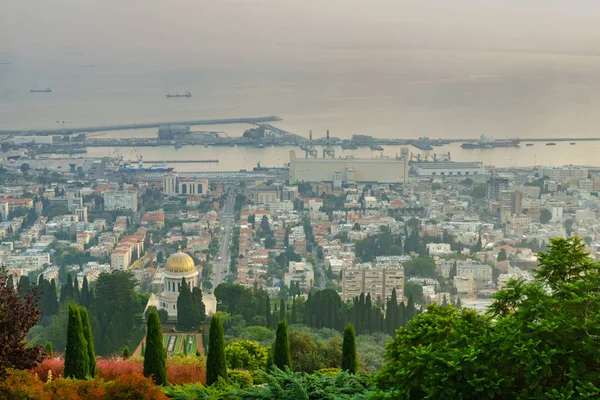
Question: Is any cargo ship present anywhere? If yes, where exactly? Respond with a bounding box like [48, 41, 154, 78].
[30, 88, 52, 93]
[461, 135, 520, 149]
[116, 155, 174, 173]
[412, 137, 434, 151]
[341, 140, 358, 150]
[166, 92, 191, 98]
[370, 144, 384, 151]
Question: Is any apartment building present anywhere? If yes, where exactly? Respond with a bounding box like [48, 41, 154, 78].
[341, 256, 405, 302]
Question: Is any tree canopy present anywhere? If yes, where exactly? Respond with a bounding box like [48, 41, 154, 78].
[375, 236, 600, 399]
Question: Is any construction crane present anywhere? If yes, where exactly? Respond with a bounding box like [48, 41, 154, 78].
[322, 130, 335, 158]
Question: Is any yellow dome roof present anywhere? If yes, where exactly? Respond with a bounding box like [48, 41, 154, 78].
[165, 252, 196, 273]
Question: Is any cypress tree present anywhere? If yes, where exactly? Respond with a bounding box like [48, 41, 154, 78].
[265, 296, 271, 327]
[399, 302, 406, 327]
[442, 295, 448, 306]
[18, 275, 31, 294]
[177, 278, 194, 330]
[201, 329, 208, 355]
[341, 323, 358, 373]
[49, 279, 58, 315]
[291, 297, 297, 324]
[304, 292, 312, 326]
[207, 314, 227, 385]
[64, 274, 74, 301]
[407, 294, 415, 322]
[74, 276, 80, 302]
[192, 287, 206, 323]
[456, 297, 462, 308]
[279, 298, 285, 322]
[80, 276, 91, 308]
[64, 305, 90, 379]
[122, 346, 131, 358]
[6, 274, 14, 291]
[273, 319, 292, 370]
[365, 293, 372, 333]
[143, 309, 167, 385]
[79, 307, 97, 377]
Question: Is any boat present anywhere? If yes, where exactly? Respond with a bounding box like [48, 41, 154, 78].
[116, 155, 174, 173]
[30, 88, 52, 93]
[0, 61, 10, 65]
[526, 143, 534, 147]
[461, 135, 520, 149]
[570, 142, 576, 145]
[370, 144, 384, 151]
[412, 137, 434, 151]
[257, 143, 265, 148]
[166, 92, 191, 98]
[546, 142, 556, 146]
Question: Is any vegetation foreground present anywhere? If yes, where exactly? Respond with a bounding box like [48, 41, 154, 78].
[3, 237, 600, 399]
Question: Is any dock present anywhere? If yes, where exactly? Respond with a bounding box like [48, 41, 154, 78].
[0, 116, 282, 135]
[149, 159, 218, 163]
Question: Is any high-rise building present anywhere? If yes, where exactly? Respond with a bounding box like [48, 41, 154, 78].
[487, 174, 509, 201]
[75, 206, 88, 223]
[341, 256, 404, 302]
[163, 172, 178, 195]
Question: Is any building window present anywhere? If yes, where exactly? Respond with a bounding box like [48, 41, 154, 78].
[198, 184, 203, 194]
[181, 184, 187, 194]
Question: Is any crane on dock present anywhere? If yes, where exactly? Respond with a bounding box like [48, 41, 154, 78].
[322, 130, 335, 158]
[304, 130, 318, 159]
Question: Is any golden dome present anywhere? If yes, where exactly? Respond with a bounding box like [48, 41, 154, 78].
[165, 252, 196, 273]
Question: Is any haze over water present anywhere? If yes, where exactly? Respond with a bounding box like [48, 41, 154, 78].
[3, 0, 600, 162]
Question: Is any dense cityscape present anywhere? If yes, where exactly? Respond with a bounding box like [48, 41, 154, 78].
[2, 132, 600, 397]
[5, 0, 600, 398]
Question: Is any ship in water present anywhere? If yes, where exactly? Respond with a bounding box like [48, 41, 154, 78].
[461, 135, 520, 149]
[370, 144, 384, 151]
[166, 92, 191, 98]
[412, 137, 434, 151]
[341, 140, 358, 150]
[30, 88, 52, 93]
[0, 61, 10, 65]
[116, 155, 174, 173]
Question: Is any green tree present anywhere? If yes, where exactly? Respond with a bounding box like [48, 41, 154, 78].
[80, 276, 91, 308]
[122, 346, 131, 358]
[497, 249, 507, 261]
[143, 309, 167, 385]
[225, 340, 269, 371]
[79, 307, 97, 377]
[64, 305, 89, 379]
[341, 323, 357, 373]
[273, 319, 292, 370]
[207, 314, 228, 385]
[376, 236, 600, 399]
[539, 208, 552, 224]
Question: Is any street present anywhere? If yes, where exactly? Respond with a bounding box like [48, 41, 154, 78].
[212, 190, 236, 289]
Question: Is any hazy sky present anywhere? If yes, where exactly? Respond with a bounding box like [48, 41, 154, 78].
[3, 0, 600, 61]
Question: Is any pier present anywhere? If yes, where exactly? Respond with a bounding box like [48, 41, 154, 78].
[148, 159, 218, 163]
[0, 116, 282, 135]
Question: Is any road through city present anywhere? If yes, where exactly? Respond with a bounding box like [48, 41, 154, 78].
[212, 190, 236, 289]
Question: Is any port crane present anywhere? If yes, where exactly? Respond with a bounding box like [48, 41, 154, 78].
[302, 130, 318, 159]
[322, 130, 335, 158]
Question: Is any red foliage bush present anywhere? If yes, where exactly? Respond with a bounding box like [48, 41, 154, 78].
[31, 358, 65, 382]
[96, 358, 142, 381]
[104, 372, 168, 400]
[46, 378, 107, 400]
[0, 369, 50, 400]
[166, 361, 206, 386]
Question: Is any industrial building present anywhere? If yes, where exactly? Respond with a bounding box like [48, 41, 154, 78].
[412, 162, 487, 177]
[289, 149, 409, 184]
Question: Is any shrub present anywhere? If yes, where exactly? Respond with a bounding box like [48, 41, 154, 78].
[227, 369, 253, 388]
[97, 358, 143, 381]
[105, 372, 169, 400]
[167, 356, 207, 386]
[31, 358, 64, 382]
[318, 367, 340, 376]
[46, 378, 107, 400]
[0, 369, 49, 400]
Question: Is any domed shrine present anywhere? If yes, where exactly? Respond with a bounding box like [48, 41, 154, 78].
[158, 249, 199, 318]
